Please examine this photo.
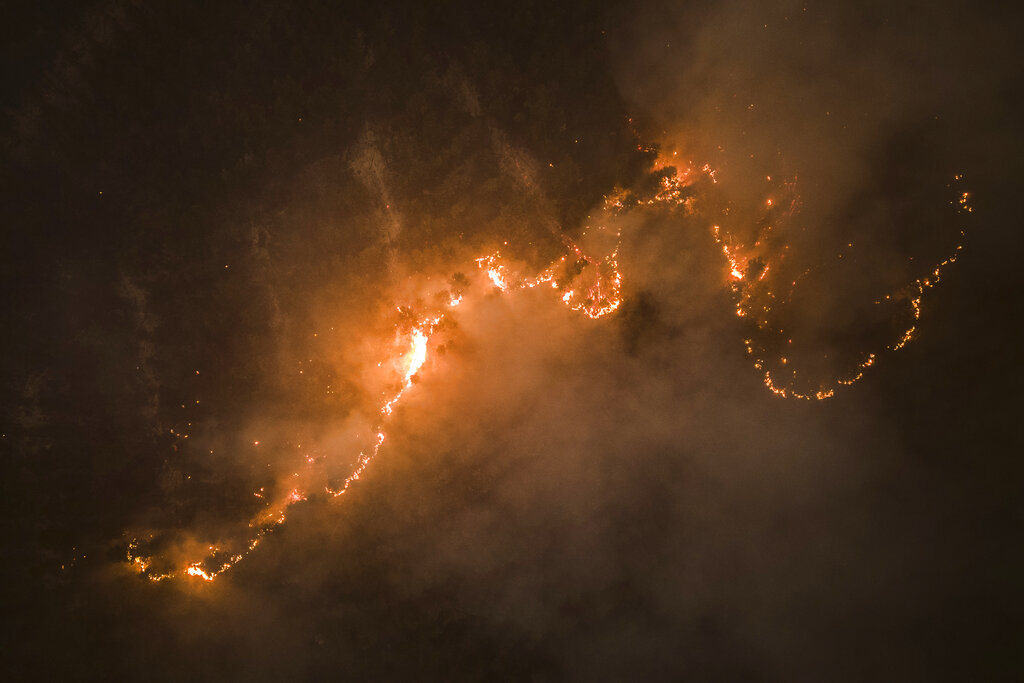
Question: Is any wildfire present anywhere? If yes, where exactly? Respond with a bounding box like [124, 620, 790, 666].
[127, 318, 443, 582]
[122, 147, 970, 583]
[126, 233, 625, 582]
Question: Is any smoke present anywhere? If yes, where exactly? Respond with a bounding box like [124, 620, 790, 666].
[613, 0, 1009, 183]
[2, 1, 1020, 680]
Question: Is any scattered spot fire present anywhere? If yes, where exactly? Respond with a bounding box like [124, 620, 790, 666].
[702, 163, 971, 400]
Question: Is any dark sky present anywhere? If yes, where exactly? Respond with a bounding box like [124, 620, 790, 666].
[2, 1, 1022, 680]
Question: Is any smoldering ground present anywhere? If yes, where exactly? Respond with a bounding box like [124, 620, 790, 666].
[2, 1, 1022, 681]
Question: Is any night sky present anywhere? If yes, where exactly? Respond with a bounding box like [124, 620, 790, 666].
[2, 1, 1022, 680]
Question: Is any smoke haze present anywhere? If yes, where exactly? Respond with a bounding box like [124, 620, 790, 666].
[2, 1, 1021, 680]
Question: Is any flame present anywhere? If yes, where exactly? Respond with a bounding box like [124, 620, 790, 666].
[405, 329, 429, 382]
[185, 563, 216, 581]
[475, 253, 510, 292]
[487, 268, 507, 290]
